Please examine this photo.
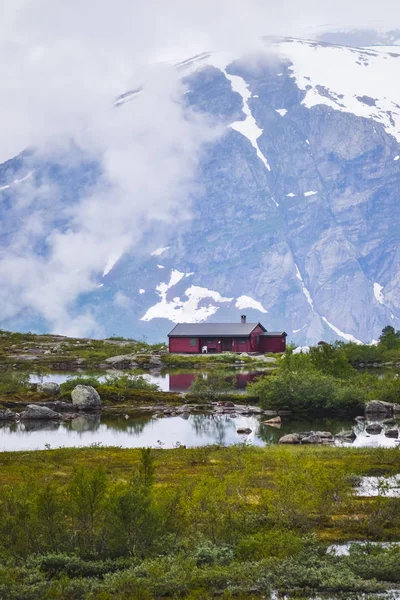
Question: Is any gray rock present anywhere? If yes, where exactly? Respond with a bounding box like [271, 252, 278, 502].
[385, 428, 399, 438]
[20, 404, 61, 420]
[104, 354, 139, 368]
[263, 410, 278, 417]
[382, 417, 396, 425]
[365, 400, 393, 416]
[37, 401, 73, 412]
[279, 433, 301, 444]
[237, 427, 252, 434]
[314, 431, 334, 439]
[71, 385, 101, 410]
[37, 382, 60, 395]
[335, 430, 357, 441]
[393, 404, 400, 413]
[0, 408, 17, 421]
[365, 423, 383, 434]
[301, 434, 323, 444]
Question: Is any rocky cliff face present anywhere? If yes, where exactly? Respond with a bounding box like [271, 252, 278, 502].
[1, 38, 399, 344]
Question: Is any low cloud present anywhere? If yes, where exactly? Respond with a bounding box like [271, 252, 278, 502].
[0, 0, 399, 335]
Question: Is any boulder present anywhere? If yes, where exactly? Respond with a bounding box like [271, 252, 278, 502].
[314, 431, 334, 439]
[263, 410, 278, 417]
[278, 433, 301, 444]
[20, 404, 61, 420]
[237, 427, 252, 434]
[365, 423, 383, 434]
[385, 428, 399, 438]
[365, 400, 393, 416]
[104, 354, 139, 369]
[335, 430, 357, 442]
[0, 408, 17, 421]
[263, 416, 282, 425]
[71, 385, 101, 411]
[382, 417, 396, 425]
[393, 404, 400, 414]
[37, 401, 73, 412]
[37, 382, 60, 395]
[301, 434, 322, 444]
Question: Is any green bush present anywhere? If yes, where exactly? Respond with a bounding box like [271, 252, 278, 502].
[103, 374, 159, 392]
[188, 372, 234, 401]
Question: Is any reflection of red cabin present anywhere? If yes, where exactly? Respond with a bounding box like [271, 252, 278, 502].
[168, 316, 286, 354]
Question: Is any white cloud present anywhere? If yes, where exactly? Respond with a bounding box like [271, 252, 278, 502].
[0, 0, 399, 335]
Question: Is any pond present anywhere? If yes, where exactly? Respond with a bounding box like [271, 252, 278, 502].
[28, 369, 270, 392]
[1, 412, 399, 452]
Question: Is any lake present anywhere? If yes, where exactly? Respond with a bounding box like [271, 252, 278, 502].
[1, 411, 399, 452]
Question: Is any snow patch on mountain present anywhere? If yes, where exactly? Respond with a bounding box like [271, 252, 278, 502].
[286, 192, 296, 197]
[141, 269, 233, 323]
[275, 109, 287, 117]
[235, 295, 267, 313]
[304, 190, 318, 197]
[321, 316, 362, 344]
[293, 324, 307, 333]
[139, 289, 145, 295]
[278, 39, 400, 142]
[0, 170, 34, 191]
[224, 72, 271, 171]
[394, 155, 400, 161]
[374, 282, 385, 304]
[151, 246, 170, 256]
[103, 253, 122, 277]
[157, 264, 165, 269]
[295, 265, 315, 311]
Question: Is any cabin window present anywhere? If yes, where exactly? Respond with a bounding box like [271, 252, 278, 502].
[206, 338, 216, 343]
[189, 338, 197, 347]
[238, 338, 247, 344]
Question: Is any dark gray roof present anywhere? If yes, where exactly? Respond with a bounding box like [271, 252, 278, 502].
[168, 322, 266, 337]
[260, 332, 287, 337]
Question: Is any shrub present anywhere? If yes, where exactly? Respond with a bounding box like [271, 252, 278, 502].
[188, 372, 234, 401]
[103, 374, 159, 392]
[249, 370, 364, 415]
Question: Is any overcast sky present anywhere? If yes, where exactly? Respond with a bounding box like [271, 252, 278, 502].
[0, 0, 399, 336]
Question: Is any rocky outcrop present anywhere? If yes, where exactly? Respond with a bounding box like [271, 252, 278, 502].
[104, 354, 139, 369]
[279, 433, 301, 444]
[37, 401, 74, 412]
[385, 428, 399, 438]
[71, 385, 101, 411]
[0, 408, 18, 421]
[301, 434, 322, 444]
[20, 404, 61, 420]
[335, 430, 357, 442]
[37, 382, 60, 395]
[365, 401, 394, 416]
[365, 423, 383, 434]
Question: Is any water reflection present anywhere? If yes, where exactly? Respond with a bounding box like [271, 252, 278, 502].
[30, 369, 269, 393]
[1, 409, 400, 452]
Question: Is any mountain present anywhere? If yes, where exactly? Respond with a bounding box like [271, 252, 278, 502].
[1, 37, 399, 344]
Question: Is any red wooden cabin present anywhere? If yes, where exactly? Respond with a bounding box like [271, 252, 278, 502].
[168, 316, 286, 354]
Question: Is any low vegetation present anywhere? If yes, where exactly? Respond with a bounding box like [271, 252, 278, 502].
[0, 445, 399, 598]
[248, 333, 400, 416]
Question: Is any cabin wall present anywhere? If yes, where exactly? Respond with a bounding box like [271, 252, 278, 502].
[169, 337, 200, 353]
[259, 335, 286, 353]
[250, 325, 264, 352]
